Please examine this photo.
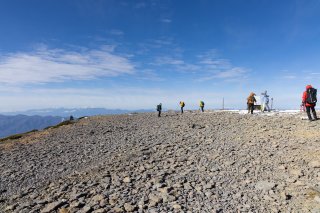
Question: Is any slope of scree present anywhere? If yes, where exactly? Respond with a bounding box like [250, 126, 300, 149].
[1, 111, 320, 212]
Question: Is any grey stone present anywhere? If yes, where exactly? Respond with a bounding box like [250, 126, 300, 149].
[309, 161, 320, 168]
[40, 201, 65, 213]
[80, 206, 93, 213]
[124, 203, 136, 212]
[255, 181, 276, 191]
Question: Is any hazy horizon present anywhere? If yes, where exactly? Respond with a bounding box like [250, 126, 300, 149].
[0, 106, 302, 115]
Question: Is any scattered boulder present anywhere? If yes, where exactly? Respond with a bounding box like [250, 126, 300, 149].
[124, 203, 136, 212]
[40, 201, 65, 213]
[123, 177, 131, 183]
[255, 181, 276, 191]
[309, 161, 320, 168]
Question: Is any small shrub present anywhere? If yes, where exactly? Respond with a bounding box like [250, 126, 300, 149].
[43, 125, 53, 130]
[45, 120, 75, 130]
[0, 129, 38, 142]
[78, 116, 88, 120]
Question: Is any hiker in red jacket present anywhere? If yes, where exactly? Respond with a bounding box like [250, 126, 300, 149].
[302, 85, 318, 121]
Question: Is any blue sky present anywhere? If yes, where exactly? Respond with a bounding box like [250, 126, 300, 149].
[1, 0, 320, 111]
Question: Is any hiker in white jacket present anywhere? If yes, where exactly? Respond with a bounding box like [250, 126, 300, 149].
[261, 91, 271, 112]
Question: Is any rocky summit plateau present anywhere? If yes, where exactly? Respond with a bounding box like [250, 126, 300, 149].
[1, 111, 320, 213]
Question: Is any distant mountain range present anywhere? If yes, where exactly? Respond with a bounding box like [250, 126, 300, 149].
[0, 108, 153, 138]
[1, 108, 153, 117]
[0, 114, 64, 138]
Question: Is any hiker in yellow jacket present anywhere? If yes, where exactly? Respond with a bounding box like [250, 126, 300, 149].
[179, 101, 185, 114]
[247, 92, 256, 114]
[200, 101, 205, 112]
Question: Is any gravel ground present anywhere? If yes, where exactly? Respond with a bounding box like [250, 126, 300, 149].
[1, 111, 320, 212]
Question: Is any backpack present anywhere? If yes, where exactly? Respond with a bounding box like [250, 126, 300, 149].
[156, 105, 162, 111]
[306, 88, 317, 104]
[200, 101, 204, 106]
[247, 96, 256, 104]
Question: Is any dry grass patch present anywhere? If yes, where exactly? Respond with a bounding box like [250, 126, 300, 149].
[293, 129, 320, 139]
[0, 129, 38, 143]
[306, 188, 320, 200]
[19, 131, 50, 144]
[44, 120, 75, 130]
[0, 129, 51, 150]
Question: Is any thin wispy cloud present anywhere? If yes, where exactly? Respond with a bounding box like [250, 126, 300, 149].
[197, 49, 219, 60]
[200, 59, 231, 69]
[152, 38, 173, 45]
[175, 63, 201, 72]
[195, 50, 248, 81]
[161, 18, 172, 23]
[150, 49, 249, 81]
[197, 67, 248, 82]
[281, 70, 320, 81]
[303, 72, 320, 80]
[214, 67, 247, 79]
[109, 29, 124, 36]
[135, 69, 165, 81]
[197, 49, 231, 69]
[0, 46, 135, 84]
[153, 56, 184, 65]
[140, 37, 175, 50]
[283, 75, 297, 79]
[134, 2, 146, 9]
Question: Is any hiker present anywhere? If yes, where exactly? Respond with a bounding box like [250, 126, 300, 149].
[157, 103, 162, 117]
[200, 101, 205, 112]
[247, 92, 256, 114]
[261, 91, 271, 112]
[302, 85, 317, 121]
[179, 101, 185, 114]
[69, 115, 74, 121]
[156, 103, 162, 117]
